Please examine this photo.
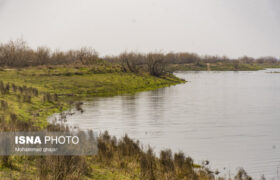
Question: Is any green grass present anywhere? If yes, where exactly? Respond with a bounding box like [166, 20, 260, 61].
[0, 66, 184, 128]
[1, 67, 183, 95]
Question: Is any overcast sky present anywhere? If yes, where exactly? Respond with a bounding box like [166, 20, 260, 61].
[0, 0, 279, 58]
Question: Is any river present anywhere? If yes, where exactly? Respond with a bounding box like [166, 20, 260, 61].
[60, 69, 280, 179]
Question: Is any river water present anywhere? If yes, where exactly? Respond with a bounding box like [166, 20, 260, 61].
[62, 69, 280, 179]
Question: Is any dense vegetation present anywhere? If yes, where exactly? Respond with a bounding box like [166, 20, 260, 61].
[1, 39, 279, 72]
[0, 40, 269, 179]
[104, 51, 280, 71]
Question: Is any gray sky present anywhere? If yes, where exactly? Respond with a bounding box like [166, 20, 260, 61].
[0, 0, 279, 58]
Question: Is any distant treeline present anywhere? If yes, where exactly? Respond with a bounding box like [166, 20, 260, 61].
[0, 39, 100, 67]
[104, 52, 280, 65]
[0, 39, 279, 75]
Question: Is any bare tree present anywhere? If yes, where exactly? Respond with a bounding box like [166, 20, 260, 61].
[77, 47, 99, 65]
[36, 46, 51, 65]
[119, 52, 143, 73]
[147, 53, 166, 77]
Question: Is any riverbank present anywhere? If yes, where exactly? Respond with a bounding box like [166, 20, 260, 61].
[0, 41, 266, 179]
[1, 65, 203, 179]
[1, 65, 258, 180]
[0, 65, 260, 179]
[167, 62, 280, 71]
[0, 66, 184, 128]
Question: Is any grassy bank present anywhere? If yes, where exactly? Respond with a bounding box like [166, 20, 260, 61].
[0, 65, 256, 180]
[0, 65, 183, 128]
[0, 66, 254, 180]
[167, 62, 280, 71]
[1, 65, 206, 180]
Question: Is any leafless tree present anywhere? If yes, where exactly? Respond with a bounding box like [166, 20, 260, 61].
[147, 53, 167, 76]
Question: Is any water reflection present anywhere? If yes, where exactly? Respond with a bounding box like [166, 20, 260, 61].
[62, 69, 280, 179]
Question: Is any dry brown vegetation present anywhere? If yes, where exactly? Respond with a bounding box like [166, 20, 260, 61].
[2, 39, 278, 76]
[105, 51, 279, 67]
[0, 39, 100, 67]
